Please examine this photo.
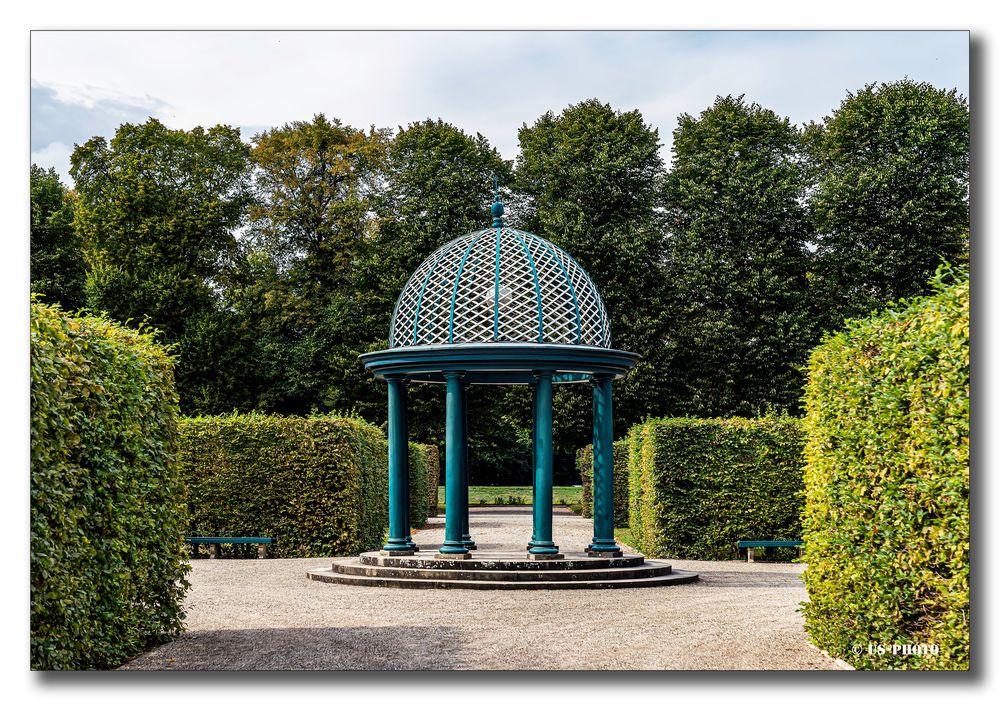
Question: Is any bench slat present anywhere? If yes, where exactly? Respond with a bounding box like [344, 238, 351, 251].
[737, 540, 804, 548]
[184, 537, 275, 545]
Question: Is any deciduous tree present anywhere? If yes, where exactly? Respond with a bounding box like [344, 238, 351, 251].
[30, 165, 85, 310]
[663, 95, 814, 416]
[807, 79, 970, 324]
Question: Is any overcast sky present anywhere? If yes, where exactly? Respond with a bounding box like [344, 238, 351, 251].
[30, 30, 969, 183]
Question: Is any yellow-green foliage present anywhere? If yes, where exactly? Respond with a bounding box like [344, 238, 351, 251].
[576, 441, 628, 525]
[802, 269, 969, 670]
[409, 442, 439, 527]
[627, 416, 804, 560]
[179, 413, 385, 557]
[414, 443, 440, 518]
[31, 301, 187, 670]
[179, 413, 436, 557]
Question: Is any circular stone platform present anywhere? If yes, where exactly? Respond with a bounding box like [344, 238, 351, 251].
[307, 551, 698, 590]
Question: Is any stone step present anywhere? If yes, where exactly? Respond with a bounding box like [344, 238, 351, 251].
[359, 550, 645, 570]
[307, 567, 699, 590]
[331, 560, 673, 582]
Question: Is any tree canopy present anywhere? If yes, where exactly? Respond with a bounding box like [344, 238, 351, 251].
[37, 80, 970, 483]
[807, 79, 970, 324]
[663, 95, 815, 416]
[30, 165, 85, 310]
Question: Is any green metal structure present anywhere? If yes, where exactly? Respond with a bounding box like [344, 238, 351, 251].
[361, 190, 639, 559]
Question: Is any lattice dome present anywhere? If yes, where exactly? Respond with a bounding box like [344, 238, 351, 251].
[389, 227, 611, 348]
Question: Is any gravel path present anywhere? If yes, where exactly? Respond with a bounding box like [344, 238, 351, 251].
[121, 507, 840, 671]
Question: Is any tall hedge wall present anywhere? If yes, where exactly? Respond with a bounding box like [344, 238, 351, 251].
[576, 440, 628, 525]
[627, 416, 804, 560]
[802, 271, 969, 671]
[414, 443, 440, 518]
[179, 413, 435, 557]
[31, 301, 187, 670]
[409, 442, 439, 527]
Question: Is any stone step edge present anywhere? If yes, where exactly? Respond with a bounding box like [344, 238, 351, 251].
[359, 552, 645, 570]
[307, 568, 699, 590]
[331, 561, 673, 582]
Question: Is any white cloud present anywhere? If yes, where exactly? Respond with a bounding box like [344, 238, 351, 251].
[30, 141, 74, 183]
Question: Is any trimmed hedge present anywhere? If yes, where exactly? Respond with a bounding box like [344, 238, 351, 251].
[409, 442, 440, 527]
[802, 271, 969, 670]
[576, 440, 628, 526]
[413, 443, 440, 519]
[627, 416, 804, 560]
[179, 413, 436, 557]
[31, 301, 187, 670]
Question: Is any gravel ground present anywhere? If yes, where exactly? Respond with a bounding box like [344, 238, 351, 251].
[121, 506, 840, 671]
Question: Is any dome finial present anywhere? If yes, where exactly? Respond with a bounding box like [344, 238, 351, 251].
[490, 173, 504, 228]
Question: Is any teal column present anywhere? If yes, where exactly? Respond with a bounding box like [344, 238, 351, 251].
[402, 378, 418, 552]
[460, 382, 476, 549]
[383, 377, 414, 553]
[526, 378, 540, 550]
[439, 371, 470, 558]
[589, 374, 621, 556]
[529, 371, 560, 557]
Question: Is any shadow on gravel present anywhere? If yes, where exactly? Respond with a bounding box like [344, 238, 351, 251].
[695, 571, 805, 589]
[118, 625, 468, 671]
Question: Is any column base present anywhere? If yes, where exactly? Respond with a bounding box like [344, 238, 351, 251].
[587, 539, 622, 557]
[527, 552, 564, 560]
[438, 542, 470, 558]
[382, 539, 416, 554]
[435, 551, 472, 560]
[528, 542, 560, 557]
[461, 536, 477, 550]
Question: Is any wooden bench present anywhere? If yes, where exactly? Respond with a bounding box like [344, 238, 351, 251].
[737, 539, 804, 563]
[185, 536, 275, 559]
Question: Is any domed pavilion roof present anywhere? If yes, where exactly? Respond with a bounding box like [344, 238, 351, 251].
[389, 226, 611, 349]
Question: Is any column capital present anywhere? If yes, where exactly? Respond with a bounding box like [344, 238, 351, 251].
[590, 372, 614, 384]
[442, 370, 465, 380]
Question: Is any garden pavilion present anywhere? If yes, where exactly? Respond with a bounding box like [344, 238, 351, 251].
[360, 190, 639, 560]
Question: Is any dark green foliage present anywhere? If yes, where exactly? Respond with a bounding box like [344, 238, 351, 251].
[516, 100, 673, 445]
[178, 413, 436, 556]
[808, 80, 970, 325]
[371, 121, 517, 474]
[801, 268, 969, 670]
[408, 442, 438, 527]
[576, 441, 628, 526]
[627, 416, 804, 560]
[416, 443, 440, 517]
[179, 413, 386, 557]
[31, 301, 187, 670]
[30, 165, 86, 310]
[222, 115, 391, 419]
[71, 118, 252, 340]
[69, 119, 254, 415]
[375, 118, 512, 284]
[663, 95, 815, 417]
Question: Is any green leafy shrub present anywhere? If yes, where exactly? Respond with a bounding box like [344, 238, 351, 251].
[577, 441, 629, 526]
[31, 301, 187, 670]
[627, 416, 804, 560]
[801, 269, 969, 670]
[409, 443, 439, 526]
[179, 413, 386, 557]
[179, 413, 436, 556]
[421, 444, 440, 517]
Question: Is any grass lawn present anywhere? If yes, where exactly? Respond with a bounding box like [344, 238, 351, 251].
[437, 485, 582, 511]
